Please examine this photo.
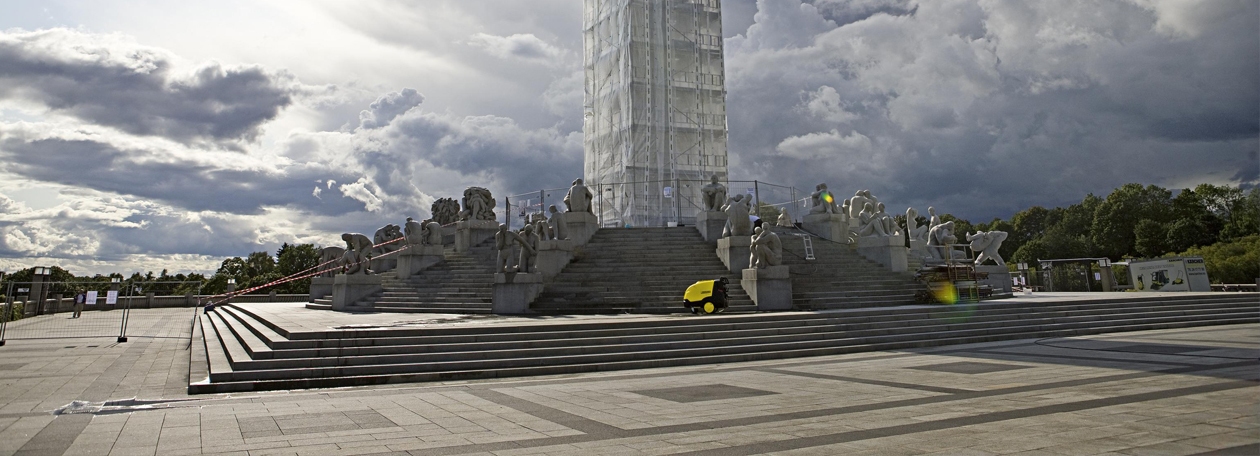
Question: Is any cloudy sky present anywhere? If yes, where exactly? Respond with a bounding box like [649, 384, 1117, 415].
[0, 0, 1255, 275]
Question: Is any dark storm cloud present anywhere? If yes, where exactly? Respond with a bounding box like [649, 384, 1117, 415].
[0, 28, 298, 144]
[724, 0, 1259, 221]
[0, 134, 362, 216]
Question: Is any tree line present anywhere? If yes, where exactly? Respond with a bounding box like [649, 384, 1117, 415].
[931, 183, 1258, 284]
[2, 243, 324, 298]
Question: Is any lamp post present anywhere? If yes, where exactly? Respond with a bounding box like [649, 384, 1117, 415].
[226, 278, 236, 305]
[1016, 262, 1029, 295]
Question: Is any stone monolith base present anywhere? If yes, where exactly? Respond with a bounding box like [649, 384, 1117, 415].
[492, 273, 543, 315]
[803, 213, 849, 243]
[695, 211, 728, 243]
[717, 236, 752, 273]
[742, 266, 792, 311]
[331, 274, 382, 312]
[536, 239, 575, 279]
[975, 264, 1013, 296]
[562, 212, 598, 246]
[456, 220, 500, 253]
[908, 239, 929, 262]
[395, 245, 445, 277]
[309, 277, 334, 302]
[856, 236, 908, 272]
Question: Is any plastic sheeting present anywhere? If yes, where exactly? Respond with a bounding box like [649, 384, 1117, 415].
[584, 0, 729, 227]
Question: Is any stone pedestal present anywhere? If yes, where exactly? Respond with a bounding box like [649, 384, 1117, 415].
[908, 239, 929, 262]
[975, 264, 1013, 295]
[395, 245, 445, 278]
[536, 239, 575, 279]
[717, 236, 752, 273]
[742, 266, 792, 311]
[331, 274, 382, 312]
[856, 235, 908, 272]
[562, 212, 599, 246]
[803, 213, 850, 243]
[370, 257, 398, 274]
[492, 273, 544, 315]
[456, 220, 500, 253]
[695, 211, 728, 243]
[309, 277, 334, 302]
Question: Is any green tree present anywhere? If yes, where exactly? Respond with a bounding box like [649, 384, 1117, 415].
[1164, 218, 1215, 253]
[276, 243, 321, 294]
[1133, 219, 1167, 258]
[1091, 184, 1172, 259]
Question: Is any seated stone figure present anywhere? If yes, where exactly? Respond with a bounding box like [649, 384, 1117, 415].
[318, 246, 345, 277]
[701, 175, 728, 212]
[847, 191, 870, 219]
[420, 220, 443, 245]
[373, 224, 404, 256]
[749, 226, 784, 269]
[722, 194, 753, 237]
[874, 203, 898, 236]
[494, 224, 523, 273]
[857, 203, 889, 237]
[809, 183, 841, 214]
[906, 208, 929, 241]
[926, 221, 959, 260]
[404, 217, 425, 246]
[776, 208, 793, 227]
[547, 205, 568, 240]
[564, 178, 593, 213]
[967, 231, 1009, 266]
[517, 225, 540, 273]
[531, 212, 551, 241]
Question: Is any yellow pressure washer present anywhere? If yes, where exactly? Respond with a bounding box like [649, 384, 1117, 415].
[684, 277, 729, 314]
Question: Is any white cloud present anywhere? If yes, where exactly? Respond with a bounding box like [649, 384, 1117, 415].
[468, 33, 565, 64]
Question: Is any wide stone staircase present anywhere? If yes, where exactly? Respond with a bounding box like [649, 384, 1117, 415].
[772, 227, 920, 309]
[529, 227, 756, 314]
[309, 241, 498, 313]
[192, 293, 1259, 393]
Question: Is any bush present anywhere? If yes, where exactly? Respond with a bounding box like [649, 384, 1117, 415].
[1180, 235, 1260, 284]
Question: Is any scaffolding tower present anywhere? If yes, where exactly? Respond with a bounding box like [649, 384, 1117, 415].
[583, 0, 729, 227]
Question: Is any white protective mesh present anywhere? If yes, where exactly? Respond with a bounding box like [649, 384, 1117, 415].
[584, 0, 729, 227]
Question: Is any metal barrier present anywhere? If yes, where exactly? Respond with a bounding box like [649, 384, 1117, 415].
[0, 280, 201, 345]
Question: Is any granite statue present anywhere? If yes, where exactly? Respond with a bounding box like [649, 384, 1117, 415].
[874, 203, 898, 236]
[564, 178, 593, 213]
[967, 230, 1009, 266]
[317, 246, 345, 278]
[749, 226, 784, 269]
[517, 225, 540, 273]
[547, 205, 568, 240]
[494, 224, 522, 273]
[776, 208, 793, 227]
[857, 203, 890, 237]
[809, 183, 840, 214]
[373, 224, 404, 256]
[404, 217, 425, 246]
[341, 232, 374, 274]
[530, 212, 551, 240]
[722, 194, 753, 237]
[701, 175, 728, 212]
[906, 208, 929, 241]
[848, 190, 872, 219]
[459, 187, 496, 221]
[431, 198, 460, 225]
[926, 221, 959, 261]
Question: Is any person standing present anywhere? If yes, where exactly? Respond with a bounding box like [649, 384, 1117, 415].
[72, 290, 86, 318]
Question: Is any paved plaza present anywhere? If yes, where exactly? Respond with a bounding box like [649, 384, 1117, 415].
[0, 306, 1256, 456]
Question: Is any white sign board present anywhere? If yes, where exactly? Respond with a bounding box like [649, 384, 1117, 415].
[1129, 257, 1211, 292]
[105, 290, 118, 305]
[85, 291, 98, 305]
[663, 186, 672, 198]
